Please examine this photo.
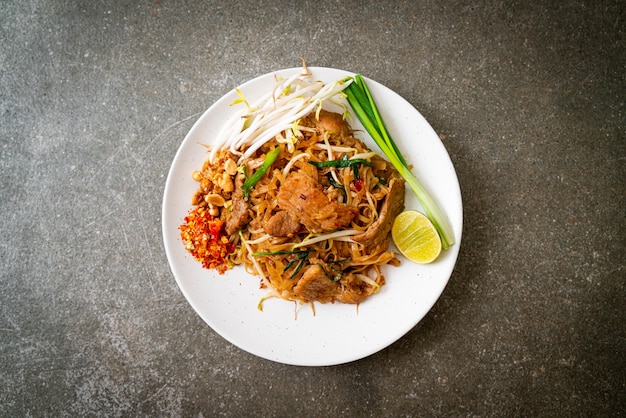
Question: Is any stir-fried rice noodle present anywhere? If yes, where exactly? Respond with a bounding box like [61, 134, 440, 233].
[184, 70, 406, 306]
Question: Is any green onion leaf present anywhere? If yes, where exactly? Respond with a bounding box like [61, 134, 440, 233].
[326, 173, 346, 196]
[308, 158, 372, 169]
[289, 255, 308, 279]
[344, 74, 454, 249]
[252, 249, 310, 280]
[374, 174, 387, 186]
[316, 262, 342, 282]
[283, 251, 308, 270]
[241, 146, 281, 199]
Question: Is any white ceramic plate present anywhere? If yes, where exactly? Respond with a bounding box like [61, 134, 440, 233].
[162, 67, 462, 366]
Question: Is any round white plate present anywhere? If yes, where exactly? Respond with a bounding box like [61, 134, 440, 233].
[162, 67, 463, 366]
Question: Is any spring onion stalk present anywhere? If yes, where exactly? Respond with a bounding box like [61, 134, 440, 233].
[241, 146, 281, 199]
[343, 74, 454, 249]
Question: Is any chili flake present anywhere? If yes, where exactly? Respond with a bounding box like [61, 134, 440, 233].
[179, 206, 235, 274]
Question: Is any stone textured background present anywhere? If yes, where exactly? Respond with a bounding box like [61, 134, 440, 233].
[1, 0, 624, 416]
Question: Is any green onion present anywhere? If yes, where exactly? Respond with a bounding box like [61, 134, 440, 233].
[316, 263, 342, 282]
[307, 156, 372, 170]
[325, 172, 346, 195]
[252, 249, 310, 279]
[241, 146, 281, 199]
[343, 74, 454, 249]
[309, 155, 371, 182]
[286, 252, 309, 279]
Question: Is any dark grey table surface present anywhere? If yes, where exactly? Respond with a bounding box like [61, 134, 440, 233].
[2, 1, 624, 416]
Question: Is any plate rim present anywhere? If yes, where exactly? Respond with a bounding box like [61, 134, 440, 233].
[162, 66, 463, 366]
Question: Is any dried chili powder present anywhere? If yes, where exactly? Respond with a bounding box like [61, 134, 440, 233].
[179, 206, 234, 274]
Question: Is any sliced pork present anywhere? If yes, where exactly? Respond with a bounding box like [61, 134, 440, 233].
[276, 172, 358, 233]
[224, 173, 251, 235]
[353, 177, 405, 249]
[263, 210, 301, 237]
[293, 262, 340, 303]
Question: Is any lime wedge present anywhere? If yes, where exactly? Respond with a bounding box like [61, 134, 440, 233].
[392, 210, 442, 264]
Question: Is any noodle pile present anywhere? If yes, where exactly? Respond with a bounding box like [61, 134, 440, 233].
[183, 108, 406, 305]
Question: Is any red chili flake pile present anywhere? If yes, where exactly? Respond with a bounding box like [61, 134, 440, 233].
[179, 206, 235, 274]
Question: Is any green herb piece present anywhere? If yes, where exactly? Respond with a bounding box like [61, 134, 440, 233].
[316, 262, 343, 282]
[326, 173, 346, 195]
[252, 249, 310, 280]
[309, 155, 370, 182]
[241, 147, 281, 199]
[352, 161, 360, 180]
[374, 174, 387, 186]
[288, 253, 309, 279]
[308, 155, 372, 170]
[343, 74, 454, 249]
[283, 251, 308, 270]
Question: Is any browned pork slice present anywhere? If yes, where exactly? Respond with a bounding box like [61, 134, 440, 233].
[294, 262, 379, 304]
[263, 210, 301, 237]
[293, 262, 339, 303]
[352, 177, 406, 249]
[276, 172, 358, 233]
[224, 173, 250, 235]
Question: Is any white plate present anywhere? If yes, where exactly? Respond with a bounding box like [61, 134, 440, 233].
[162, 67, 463, 366]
